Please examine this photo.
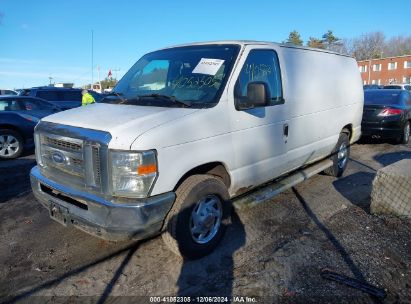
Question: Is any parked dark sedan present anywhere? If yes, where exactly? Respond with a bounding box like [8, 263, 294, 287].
[361, 89, 411, 144]
[363, 84, 383, 90]
[0, 96, 60, 159]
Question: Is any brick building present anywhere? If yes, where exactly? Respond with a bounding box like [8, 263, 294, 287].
[357, 55, 411, 85]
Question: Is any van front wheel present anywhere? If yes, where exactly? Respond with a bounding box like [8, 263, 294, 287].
[324, 132, 350, 177]
[162, 175, 231, 260]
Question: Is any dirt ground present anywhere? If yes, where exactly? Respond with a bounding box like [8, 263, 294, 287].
[0, 140, 410, 304]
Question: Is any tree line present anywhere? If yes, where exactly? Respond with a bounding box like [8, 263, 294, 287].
[284, 30, 411, 60]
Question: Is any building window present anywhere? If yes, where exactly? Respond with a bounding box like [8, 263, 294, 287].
[359, 65, 367, 73]
[373, 64, 381, 72]
[404, 61, 411, 69]
[404, 77, 411, 84]
[388, 62, 397, 70]
[388, 78, 397, 84]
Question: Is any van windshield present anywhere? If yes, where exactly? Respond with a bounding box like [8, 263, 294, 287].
[101, 45, 240, 108]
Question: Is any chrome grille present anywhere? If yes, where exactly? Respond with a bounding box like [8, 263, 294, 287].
[39, 135, 101, 188]
[40, 135, 85, 179]
[93, 146, 101, 186]
[35, 122, 111, 194]
[71, 158, 84, 166]
[45, 136, 82, 151]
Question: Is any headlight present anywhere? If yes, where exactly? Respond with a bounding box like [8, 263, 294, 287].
[110, 150, 158, 198]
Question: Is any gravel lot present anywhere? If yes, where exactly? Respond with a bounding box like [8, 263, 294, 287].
[1, 141, 411, 303]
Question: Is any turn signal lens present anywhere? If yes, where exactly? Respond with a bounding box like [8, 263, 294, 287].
[137, 164, 157, 175]
[378, 108, 403, 116]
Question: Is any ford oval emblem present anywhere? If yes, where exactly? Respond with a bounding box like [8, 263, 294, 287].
[51, 151, 66, 164]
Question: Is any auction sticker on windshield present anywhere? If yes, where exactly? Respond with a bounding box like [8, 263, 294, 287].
[192, 58, 225, 75]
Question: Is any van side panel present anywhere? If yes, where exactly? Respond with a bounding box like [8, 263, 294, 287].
[280, 47, 363, 170]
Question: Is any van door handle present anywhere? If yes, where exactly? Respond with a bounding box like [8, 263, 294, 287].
[283, 123, 289, 137]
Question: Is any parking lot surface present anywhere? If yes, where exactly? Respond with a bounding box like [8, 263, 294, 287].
[1, 141, 410, 303]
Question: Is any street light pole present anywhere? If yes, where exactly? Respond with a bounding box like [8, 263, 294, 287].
[91, 30, 94, 88]
[367, 59, 371, 85]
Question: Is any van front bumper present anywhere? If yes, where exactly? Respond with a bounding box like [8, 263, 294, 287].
[30, 166, 175, 241]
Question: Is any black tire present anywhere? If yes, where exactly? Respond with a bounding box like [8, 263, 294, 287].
[0, 129, 24, 159]
[324, 132, 350, 177]
[162, 175, 231, 260]
[399, 121, 410, 145]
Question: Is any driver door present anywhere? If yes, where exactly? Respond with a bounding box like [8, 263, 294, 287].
[228, 46, 290, 193]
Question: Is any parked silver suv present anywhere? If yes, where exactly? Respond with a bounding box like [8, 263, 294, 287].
[383, 84, 411, 91]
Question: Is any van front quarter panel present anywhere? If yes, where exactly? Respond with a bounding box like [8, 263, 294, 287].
[131, 101, 238, 196]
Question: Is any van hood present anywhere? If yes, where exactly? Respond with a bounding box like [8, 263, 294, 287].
[42, 103, 200, 149]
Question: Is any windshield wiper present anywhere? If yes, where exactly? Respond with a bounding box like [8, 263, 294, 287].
[103, 91, 128, 104]
[138, 94, 192, 107]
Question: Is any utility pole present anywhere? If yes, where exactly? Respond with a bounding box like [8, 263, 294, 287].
[91, 30, 94, 87]
[112, 68, 121, 80]
[367, 59, 372, 85]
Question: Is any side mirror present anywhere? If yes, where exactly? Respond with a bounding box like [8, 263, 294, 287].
[236, 81, 270, 110]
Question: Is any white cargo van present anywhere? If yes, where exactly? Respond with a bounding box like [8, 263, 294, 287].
[30, 41, 363, 259]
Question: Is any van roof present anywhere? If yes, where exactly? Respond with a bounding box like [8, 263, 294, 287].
[159, 40, 352, 58]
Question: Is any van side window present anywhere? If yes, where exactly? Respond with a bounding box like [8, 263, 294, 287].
[234, 50, 283, 108]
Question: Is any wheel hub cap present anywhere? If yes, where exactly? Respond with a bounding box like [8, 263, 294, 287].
[0, 135, 19, 157]
[190, 194, 223, 244]
[337, 142, 348, 169]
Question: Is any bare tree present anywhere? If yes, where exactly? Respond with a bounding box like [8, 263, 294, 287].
[350, 32, 385, 60]
[339, 38, 353, 55]
[383, 36, 411, 57]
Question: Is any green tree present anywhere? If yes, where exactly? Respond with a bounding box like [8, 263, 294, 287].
[307, 37, 324, 49]
[100, 77, 118, 89]
[285, 30, 303, 46]
[321, 30, 344, 52]
[322, 30, 339, 46]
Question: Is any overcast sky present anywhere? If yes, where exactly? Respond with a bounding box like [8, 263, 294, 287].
[1, 0, 410, 89]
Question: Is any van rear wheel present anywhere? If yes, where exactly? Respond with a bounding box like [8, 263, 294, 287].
[162, 175, 231, 260]
[324, 132, 350, 177]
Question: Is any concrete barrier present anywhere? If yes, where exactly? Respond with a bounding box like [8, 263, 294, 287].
[371, 159, 411, 218]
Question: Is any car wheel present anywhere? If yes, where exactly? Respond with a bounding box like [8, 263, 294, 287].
[324, 132, 350, 177]
[0, 129, 23, 159]
[400, 121, 410, 145]
[162, 175, 231, 260]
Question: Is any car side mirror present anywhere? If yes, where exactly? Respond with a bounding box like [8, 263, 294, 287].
[236, 81, 270, 110]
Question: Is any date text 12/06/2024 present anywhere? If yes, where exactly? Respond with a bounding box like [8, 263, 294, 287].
[149, 296, 258, 303]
